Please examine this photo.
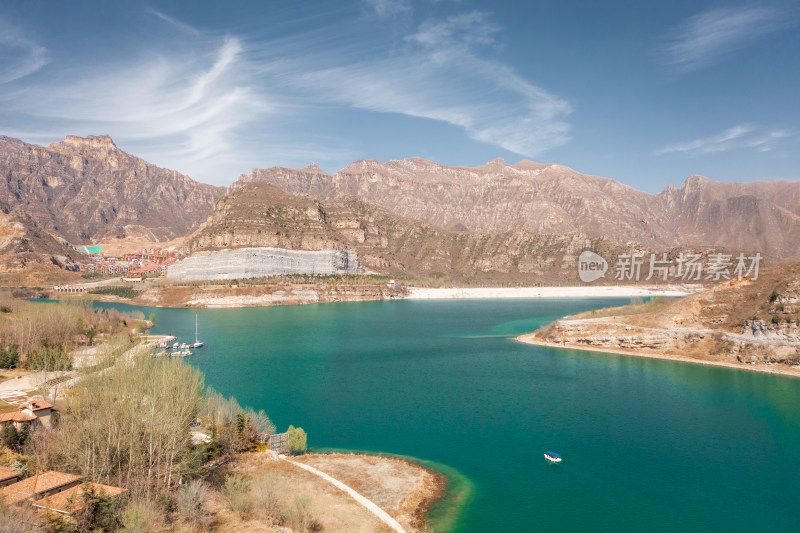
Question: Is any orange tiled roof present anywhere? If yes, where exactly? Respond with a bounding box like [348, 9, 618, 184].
[0, 471, 81, 504]
[20, 400, 53, 412]
[32, 482, 126, 514]
[0, 465, 19, 483]
[0, 411, 36, 423]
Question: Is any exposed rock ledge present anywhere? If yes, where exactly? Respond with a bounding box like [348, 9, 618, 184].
[518, 318, 800, 377]
[167, 247, 367, 281]
[126, 283, 405, 308]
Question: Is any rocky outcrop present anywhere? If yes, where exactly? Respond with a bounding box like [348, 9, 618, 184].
[0, 212, 82, 283]
[235, 158, 674, 246]
[236, 158, 800, 259]
[130, 282, 405, 308]
[521, 262, 800, 370]
[741, 320, 800, 343]
[657, 175, 800, 259]
[0, 134, 225, 243]
[526, 318, 800, 367]
[188, 182, 678, 285]
[166, 247, 366, 281]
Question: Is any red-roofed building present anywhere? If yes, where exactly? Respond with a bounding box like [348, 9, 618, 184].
[0, 465, 20, 488]
[32, 482, 127, 515]
[0, 471, 81, 505]
[19, 400, 54, 419]
[128, 264, 161, 278]
[0, 411, 37, 431]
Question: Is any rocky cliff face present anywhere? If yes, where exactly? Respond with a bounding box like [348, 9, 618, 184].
[657, 175, 800, 259]
[0, 135, 225, 243]
[190, 182, 680, 284]
[131, 282, 404, 308]
[167, 248, 366, 281]
[0, 211, 81, 284]
[236, 158, 800, 258]
[235, 158, 673, 244]
[522, 262, 800, 368]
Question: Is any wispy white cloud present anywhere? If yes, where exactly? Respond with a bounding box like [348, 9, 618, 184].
[0, 20, 49, 84]
[657, 125, 790, 155]
[294, 11, 571, 158]
[663, 7, 786, 73]
[406, 11, 499, 50]
[1, 6, 573, 182]
[146, 7, 202, 36]
[364, 0, 411, 19]
[8, 35, 271, 180]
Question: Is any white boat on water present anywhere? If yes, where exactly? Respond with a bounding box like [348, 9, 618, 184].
[193, 314, 203, 348]
[544, 452, 562, 463]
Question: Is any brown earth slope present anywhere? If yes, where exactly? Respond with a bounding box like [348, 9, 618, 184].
[519, 262, 800, 375]
[235, 158, 800, 259]
[0, 134, 225, 243]
[0, 213, 82, 285]
[189, 181, 688, 285]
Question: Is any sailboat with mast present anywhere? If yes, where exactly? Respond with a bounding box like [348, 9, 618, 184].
[192, 314, 204, 348]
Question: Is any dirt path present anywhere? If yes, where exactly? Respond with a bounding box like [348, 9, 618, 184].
[282, 456, 408, 533]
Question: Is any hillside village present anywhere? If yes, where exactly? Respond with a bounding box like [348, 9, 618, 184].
[72, 247, 180, 279]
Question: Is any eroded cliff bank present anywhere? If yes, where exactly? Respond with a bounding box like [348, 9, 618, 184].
[517, 266, 800, 377]
[166, 247, 367, 281]
[110, 281, 405, 308]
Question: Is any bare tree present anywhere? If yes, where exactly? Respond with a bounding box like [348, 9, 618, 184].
[35, 349, 204, 499]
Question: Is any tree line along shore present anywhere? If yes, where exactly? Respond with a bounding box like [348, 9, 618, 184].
[0, 296, 445, 532]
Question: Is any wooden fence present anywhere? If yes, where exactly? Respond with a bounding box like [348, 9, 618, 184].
[268, 432, 289, 454]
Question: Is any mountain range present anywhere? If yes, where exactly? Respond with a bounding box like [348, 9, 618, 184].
[0, 135, 224, 243]
[0, 133, 798, 283]
[188, 180, 640, 284]
[237, 158, 800, 259]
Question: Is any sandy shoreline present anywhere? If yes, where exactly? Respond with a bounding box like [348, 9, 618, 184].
[407, 285, 701, 300]
[515, 334, 800, 379]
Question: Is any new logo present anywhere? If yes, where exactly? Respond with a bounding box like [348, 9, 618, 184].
[578, 250, 607, 283]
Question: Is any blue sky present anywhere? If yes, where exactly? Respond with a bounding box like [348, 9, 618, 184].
[0, 1, 797, 191]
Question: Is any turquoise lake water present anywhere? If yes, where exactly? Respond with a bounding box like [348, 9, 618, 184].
[98, 298, 800, 532]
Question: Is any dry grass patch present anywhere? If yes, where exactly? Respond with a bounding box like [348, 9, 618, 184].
[294, 453, 445, 532]
[205, 452, 394, 533]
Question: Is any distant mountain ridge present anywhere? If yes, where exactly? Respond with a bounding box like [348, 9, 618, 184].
[0, 135, 225, 243]
[236, 158, 800, 259]
[189, 181, 697, 284]
[0, 133, 797, 285]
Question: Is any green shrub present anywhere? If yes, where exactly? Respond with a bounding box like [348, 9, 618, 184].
[67, 482, 122, 532]
[25, 346, 72, 372]
[89, 286, 141, 299]
[1, 424, 18, 449]
[287, 425, 307, 455]
[772, 314, 781, 324]
[0, 345, 19, 369]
